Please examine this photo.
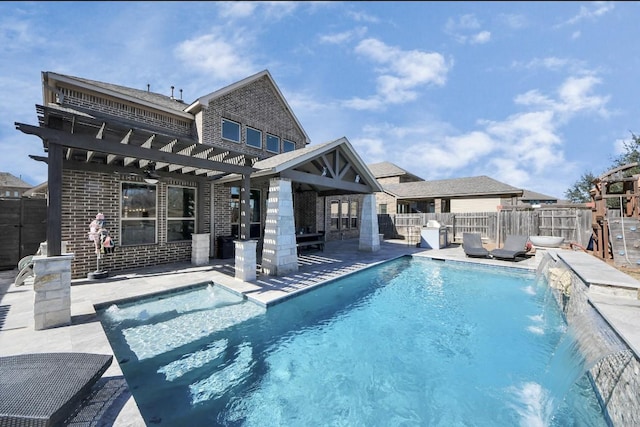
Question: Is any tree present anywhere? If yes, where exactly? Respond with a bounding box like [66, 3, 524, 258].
[564, 171, 597, 203]
[611, 131, 640, 172]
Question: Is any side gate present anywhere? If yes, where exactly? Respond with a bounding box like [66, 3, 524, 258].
[0, 198, 47, 270]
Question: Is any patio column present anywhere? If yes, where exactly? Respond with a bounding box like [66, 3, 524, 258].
[235, 239, 257, 281]
[359, 194, 380, 252]
[32, 254, 74, 330]
[261, 178, 298, 276]
[191, 233, 210, 266]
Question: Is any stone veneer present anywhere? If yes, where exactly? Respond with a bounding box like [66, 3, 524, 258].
[358, 194, 380, 252]
[261, 178, 298, 276]
[32, 254, 73, 330]
[539, 253, 640, 426]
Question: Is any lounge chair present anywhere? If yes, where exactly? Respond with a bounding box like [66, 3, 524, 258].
[490, 235, 530, 260]
[462, 233, 490, 258]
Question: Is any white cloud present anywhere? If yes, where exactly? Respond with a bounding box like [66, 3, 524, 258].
[563, 1, 615, 26]
[174, 31, 255, 81]
[217, 1, 298, 21]
[498, 13, 527, 29]
[470, 31, 491, 44]
[344, 38, 450, 110]
[347, 10, 380, 23]
[319, 27, 367, 45]
[217, 1, 257, 19]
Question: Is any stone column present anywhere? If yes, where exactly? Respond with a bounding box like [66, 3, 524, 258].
[359, 194, 380, 252]
[235, 239, 257, 281]
[261, 178, 298, 276]
[191, 233, 210, 266]
[32, 254, 74, 330]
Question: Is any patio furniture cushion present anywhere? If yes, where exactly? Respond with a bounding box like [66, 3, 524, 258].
[0, 352, 113, 427]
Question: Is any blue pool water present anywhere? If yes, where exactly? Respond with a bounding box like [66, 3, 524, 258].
[97, 256, 609, 426]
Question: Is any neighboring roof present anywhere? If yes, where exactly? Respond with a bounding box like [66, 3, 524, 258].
[367, 162, 423, 181]
[520, 189, 558, 202]
[0, 172, 32, 189]
[383, 175, 523, 198]
[185, 69, 311, 145]
[23, 181, 48, 197]
[43, 72, 194, 118]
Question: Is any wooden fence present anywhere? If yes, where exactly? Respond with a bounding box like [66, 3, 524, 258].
[379, 206, 593, 247]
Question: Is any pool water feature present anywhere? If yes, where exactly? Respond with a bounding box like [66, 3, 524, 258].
[97, 256, 610, 426]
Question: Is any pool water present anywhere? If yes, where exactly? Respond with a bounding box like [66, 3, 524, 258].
[97, 256, 610, 426]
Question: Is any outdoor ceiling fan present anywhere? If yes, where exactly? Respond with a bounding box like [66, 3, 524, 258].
[143, 162, 161, 184]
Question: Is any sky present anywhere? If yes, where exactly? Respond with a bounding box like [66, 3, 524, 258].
[1, 1, 638, 199]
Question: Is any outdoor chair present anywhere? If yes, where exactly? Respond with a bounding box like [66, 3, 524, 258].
[490, 235, 530, 261]
[14, 251, 40, 287]
[462, 233, 490, 258]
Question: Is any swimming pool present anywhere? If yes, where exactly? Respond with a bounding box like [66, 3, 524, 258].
[97, 256, 609, 426]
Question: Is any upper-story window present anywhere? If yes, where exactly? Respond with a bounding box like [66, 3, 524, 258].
[246, 127, 262, 148]
[222, 119, 241, 143]
[266, 134, 280, 153]
[283, 139, 295, 153]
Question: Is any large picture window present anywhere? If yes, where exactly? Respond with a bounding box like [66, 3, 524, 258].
[167, 186, 196, 242]
[230, 187, 262, 238]
[329, 198, 358, 231]
[121, 182, 157, 245]
[222, 118, 240, 142]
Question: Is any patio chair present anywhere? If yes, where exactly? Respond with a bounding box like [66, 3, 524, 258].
[490, 235, 530, 261]
[14, 252, 39, 287]
[462, 233, 490, 258]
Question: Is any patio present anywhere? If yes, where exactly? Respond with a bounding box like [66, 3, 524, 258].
[1, 238, 637, 426]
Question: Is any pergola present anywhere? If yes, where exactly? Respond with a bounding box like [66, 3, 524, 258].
[15, 103, 258, 257]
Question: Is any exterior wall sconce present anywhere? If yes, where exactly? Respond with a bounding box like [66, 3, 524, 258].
[321, 166, 328, 177]
[355, 174, 360, 183]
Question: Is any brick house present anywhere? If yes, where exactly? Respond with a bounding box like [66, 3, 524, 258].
[17, 70, 381, 279]
[0, 172, 32, 198]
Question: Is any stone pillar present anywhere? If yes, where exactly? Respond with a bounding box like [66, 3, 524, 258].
[261, 178, 298, 276]
[359, 194, 380, 252]
[235, 240, 257, 281]
[32, 254, 74, 330]
[191, 233, 210, 266]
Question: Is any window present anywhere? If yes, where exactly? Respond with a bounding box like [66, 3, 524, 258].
[167, 186, 196, 242]
[330, 198, 358, 231]
[246, 127, 262, 148]
[121, 182, 157, 245]
[379, 204, 387, 214]
[330, 200, 339, 231]
[230, 187, 262, 238]
[350, 201, 358, 228]
[266, 134, 280, 153]
[222, 118, 240, 142]
[283, 139, 295, 152]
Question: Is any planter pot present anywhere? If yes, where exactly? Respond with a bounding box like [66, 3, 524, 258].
[529, 235, 564, 248]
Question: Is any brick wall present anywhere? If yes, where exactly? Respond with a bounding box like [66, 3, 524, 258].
[63, 169, 206, 279]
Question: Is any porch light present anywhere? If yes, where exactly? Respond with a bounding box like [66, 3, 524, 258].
[321, 166, 328, 177]
[355, 174, 360, 183]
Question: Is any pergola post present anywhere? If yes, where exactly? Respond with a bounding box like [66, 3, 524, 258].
[47, 142, 63, 257]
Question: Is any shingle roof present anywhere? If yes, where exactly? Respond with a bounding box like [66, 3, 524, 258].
[367, 162, 423, 180]
[0, 172, 32, 188]
[383, 175, 523, 198]
[52, 73, 190, 114]
[520, 189, 558, 202]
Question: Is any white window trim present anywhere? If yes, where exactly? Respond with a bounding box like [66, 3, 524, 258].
[221, 118, 241, 143]
[283, 139, 295, 152]
[246, 126, 262, 149]
[266, 133, 280, 154]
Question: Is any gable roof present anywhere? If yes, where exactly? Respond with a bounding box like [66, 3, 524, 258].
[0, 172, 32, 188]
[383, 175, 523, 199]
[218, 137, 382, 195]
[185, 69, 310, 145]
[367, 161, 423, 181]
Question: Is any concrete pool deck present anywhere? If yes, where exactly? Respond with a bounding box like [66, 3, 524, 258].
[1, 238, 638, 426]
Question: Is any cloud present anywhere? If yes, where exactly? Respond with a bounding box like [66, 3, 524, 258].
[563, 1, 615, 26]
[217, 1, 298, 21]
[174, 30, 255, 81]
[346, 10, 380, 23]
[217, 1, 257, 19]
[498, 13, 527, 29]
[319, 27, 367, 45]
[344, 38, 450, 110]
[445, 13, 491, 44]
